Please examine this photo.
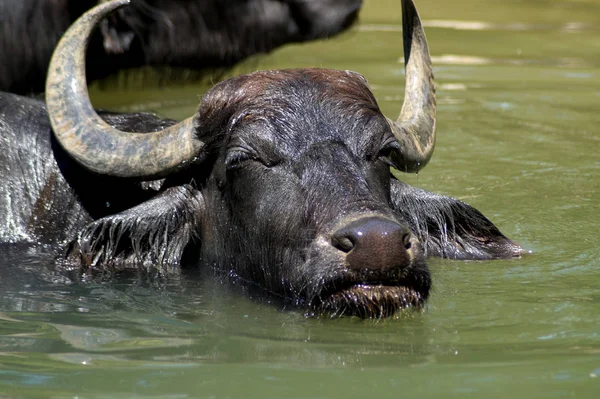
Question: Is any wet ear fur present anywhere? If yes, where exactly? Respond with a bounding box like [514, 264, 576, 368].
[390, 178, 521, 260]
[64, 185, 204, 271]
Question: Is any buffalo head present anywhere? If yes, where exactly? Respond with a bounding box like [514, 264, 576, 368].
[45, 0, 520, 318]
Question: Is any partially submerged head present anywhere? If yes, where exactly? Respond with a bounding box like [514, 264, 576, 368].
[46, 0, 437, 318]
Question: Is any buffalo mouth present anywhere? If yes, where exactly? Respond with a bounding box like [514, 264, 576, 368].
[309, 282, 428, 319]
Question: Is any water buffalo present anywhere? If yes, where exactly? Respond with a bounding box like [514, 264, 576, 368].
[0, 0, 361, 94]
[0, 0, 521, 318]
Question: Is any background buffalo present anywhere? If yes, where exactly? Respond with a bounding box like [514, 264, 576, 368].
[0, 0, 362, 93]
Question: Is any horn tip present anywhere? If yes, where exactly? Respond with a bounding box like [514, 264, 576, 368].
[98, 0, 131, 13]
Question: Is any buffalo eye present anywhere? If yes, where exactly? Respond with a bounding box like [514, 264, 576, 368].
[225, 148, 274, 170]
[225, 149, 254, 170]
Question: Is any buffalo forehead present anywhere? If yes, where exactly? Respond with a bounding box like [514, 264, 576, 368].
[215, 69, 389, 156]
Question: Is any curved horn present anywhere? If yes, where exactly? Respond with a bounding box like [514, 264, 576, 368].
[388, 0, 436, 173]
[45, 0, 204, 179]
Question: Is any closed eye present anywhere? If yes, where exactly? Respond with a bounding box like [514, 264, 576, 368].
[225, 148, 278, 170]
[225, 149, 256, 170]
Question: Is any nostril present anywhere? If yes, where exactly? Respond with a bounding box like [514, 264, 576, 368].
[331, 235, 354, 253]
[331, 217, 419, 272]
[331, 217, 413, 256]
[403, 233, 413, 250]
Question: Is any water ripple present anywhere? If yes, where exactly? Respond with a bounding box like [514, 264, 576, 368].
[358, 21, 597, 33]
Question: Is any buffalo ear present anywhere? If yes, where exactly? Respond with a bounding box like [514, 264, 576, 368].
[390, 178, 521, 260]
[64, 185, 204, 271]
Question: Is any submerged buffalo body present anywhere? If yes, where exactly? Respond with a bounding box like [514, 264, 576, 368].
[0, 0, 520, 318]
[0, 0, 361, 93]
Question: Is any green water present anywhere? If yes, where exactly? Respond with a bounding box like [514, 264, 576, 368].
[1, 0, 599, 397]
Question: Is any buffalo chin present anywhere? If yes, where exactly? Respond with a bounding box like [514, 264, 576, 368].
[310, 284, 426, 319]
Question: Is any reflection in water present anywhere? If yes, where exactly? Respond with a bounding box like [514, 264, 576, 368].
[430, 54, 590, 68]
[359, 20, 595, 33]
[392, 54, 591, 68]
[0, 251, 435, 370]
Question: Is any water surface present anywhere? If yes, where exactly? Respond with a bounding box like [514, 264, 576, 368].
[1, 0, 599, 397]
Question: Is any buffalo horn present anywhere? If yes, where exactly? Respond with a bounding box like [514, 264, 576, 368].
[389, 0, 437, 173]
[45, 0, 204, 179]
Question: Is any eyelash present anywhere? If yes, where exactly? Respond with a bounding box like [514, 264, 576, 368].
[225, 148, 277, 170]
[225, 150, 254, 169]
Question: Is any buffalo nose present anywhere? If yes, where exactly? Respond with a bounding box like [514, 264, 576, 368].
[331, 217, 417, 272]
